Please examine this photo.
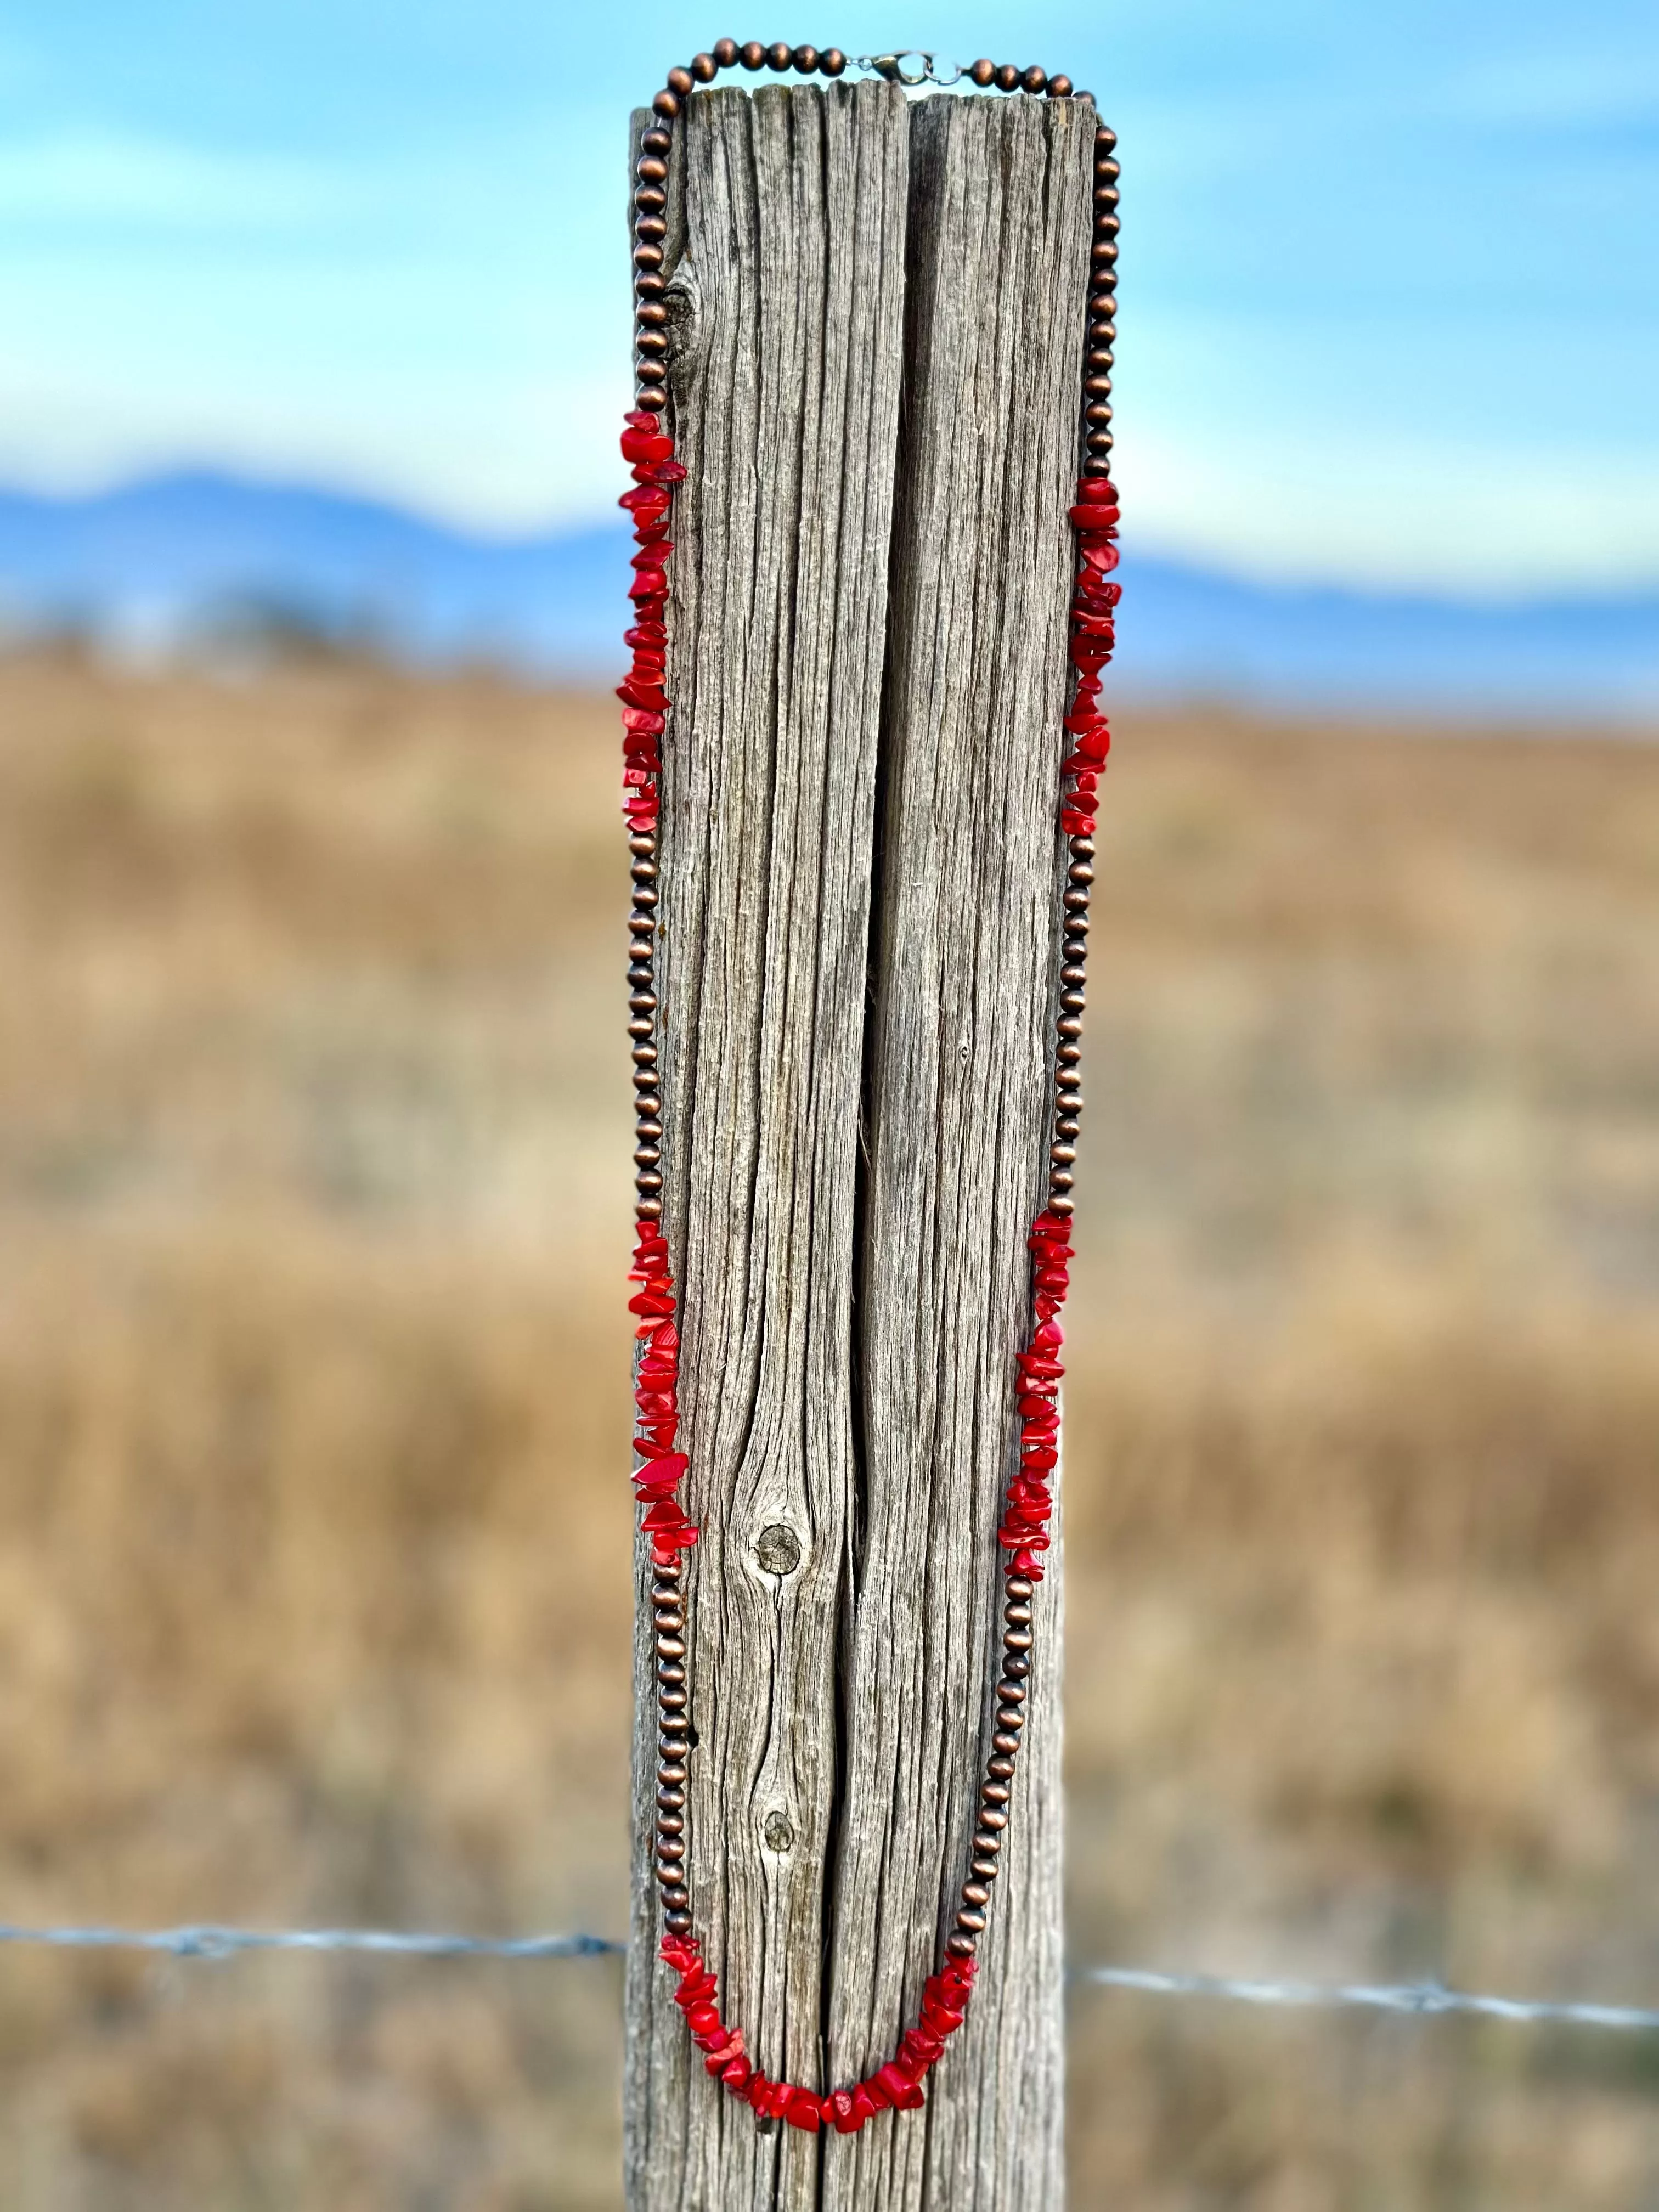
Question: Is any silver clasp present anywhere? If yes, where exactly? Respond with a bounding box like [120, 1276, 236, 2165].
[859, 51, 965, 87]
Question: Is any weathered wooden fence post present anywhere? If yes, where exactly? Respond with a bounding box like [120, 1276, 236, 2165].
[624, 77, 1093, 2210]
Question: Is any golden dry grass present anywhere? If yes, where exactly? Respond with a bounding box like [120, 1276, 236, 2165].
[0, 649, 1656, 2207]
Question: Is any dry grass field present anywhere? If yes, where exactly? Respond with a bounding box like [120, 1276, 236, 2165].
[0, 647, 1656, 2208]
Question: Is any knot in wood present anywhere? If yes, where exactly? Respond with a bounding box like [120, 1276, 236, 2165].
[763, 1810, 795, 1853]
[755, 1523, 802, 1576]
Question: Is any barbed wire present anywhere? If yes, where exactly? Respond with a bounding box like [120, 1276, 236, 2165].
[1, 1922, 1655, 2030]
[1075, 1963, 1659, 2032]
[0, 1924, 622, 1960]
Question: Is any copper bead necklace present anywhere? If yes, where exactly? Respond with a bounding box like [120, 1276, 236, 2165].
[617, 42, 1118, 2137]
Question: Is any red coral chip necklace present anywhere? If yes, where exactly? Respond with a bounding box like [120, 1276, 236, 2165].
[618, 42, 1118, 2138]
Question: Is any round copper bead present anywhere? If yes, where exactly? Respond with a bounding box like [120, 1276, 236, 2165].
[995, 61, 1020, 91]
[983, 1779, 1013, 1805]
[988, 1753, 1017, 1780]
[633, 243, 663, 269]
[635, 216, 667, 242]
[637, 156, 668, 184]
[652, 88, 679, 119]
[970, 58, 995, 86]
[947, 1931, 977, 1957]
[713, 38, 738, 68]
[666, 66, 693, 97]
[641, 127, 672, 154]
[792, 44, 819, 72]
[820, 48, 846, 76]
[766, 41, 792, 70]
[637, 361, 667, 388]
[1048, 73, 1073, 97]
[956, 1906, 987, 1934]
[1021, 65, 1047, 93]
[1096, 124, 1118, 151]
[638, 1196, 664, 1219]
[740, 41, 765, 69]
[690, 52, 718, 81]
[992, 1729, 1022, 1756]
[963, 1880, 991, 1908]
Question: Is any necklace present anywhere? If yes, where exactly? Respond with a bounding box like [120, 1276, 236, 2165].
[618, 41, 1118, 2137]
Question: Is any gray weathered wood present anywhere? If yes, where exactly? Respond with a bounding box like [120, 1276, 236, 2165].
[624, 82, 1093, 2212]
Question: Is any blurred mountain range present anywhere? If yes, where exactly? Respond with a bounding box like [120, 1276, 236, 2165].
[2, 470, 1654, 723]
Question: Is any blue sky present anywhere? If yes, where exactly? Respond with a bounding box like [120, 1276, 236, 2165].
[0, 1, 1654, 594]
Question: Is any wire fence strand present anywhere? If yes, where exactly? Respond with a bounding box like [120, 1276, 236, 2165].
[0, 1923, 1655, 2030]
[0, 1925, 623, 1960]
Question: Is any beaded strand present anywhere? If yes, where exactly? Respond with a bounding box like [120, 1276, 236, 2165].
[618, 44, 1118, 2136]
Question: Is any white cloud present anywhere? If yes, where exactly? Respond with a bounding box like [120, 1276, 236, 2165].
[1121, 426, 1659, 598]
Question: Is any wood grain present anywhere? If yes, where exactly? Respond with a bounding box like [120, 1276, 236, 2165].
[624, 83, 1092, 2210]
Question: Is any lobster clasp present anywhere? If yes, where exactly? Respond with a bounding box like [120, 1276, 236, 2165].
[861, 50, 963, 87]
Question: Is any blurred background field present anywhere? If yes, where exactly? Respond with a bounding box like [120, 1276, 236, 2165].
[0, 646, 1656, 2206]
[1, 1, 1656, 2199]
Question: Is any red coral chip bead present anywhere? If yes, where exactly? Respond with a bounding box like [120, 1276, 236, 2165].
[827, 2089, 861, 2132]
[875, 2062, 926, 2111]
[900, 2029, 944, 2076]
[1069, 501, 1121, 529]
[620, 429, 675, 464]
[628, 571, 668, 601]
[721, 2054, 753, 2091]
[850, 2084, 879, 2124]
[1075, 476, 1119, 503]
[785, 2087, 823, 2132]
